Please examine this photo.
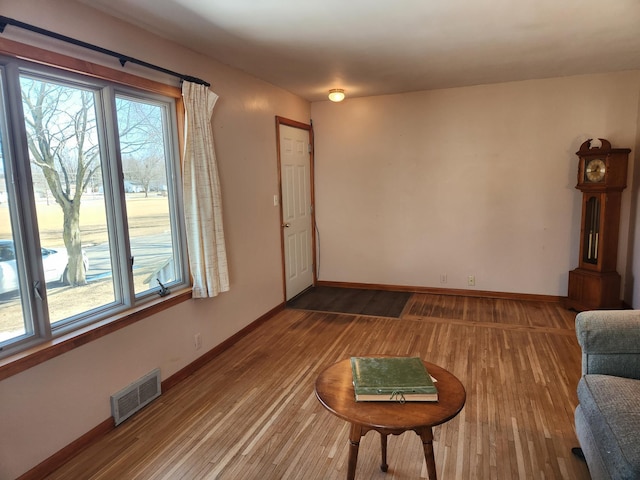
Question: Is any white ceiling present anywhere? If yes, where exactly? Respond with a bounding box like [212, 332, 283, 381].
[82, 0, 640, 102]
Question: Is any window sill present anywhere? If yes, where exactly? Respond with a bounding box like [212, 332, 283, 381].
[0, 288, 192, 381]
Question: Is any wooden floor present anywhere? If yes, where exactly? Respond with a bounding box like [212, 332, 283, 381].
[45, 294, 590, 479]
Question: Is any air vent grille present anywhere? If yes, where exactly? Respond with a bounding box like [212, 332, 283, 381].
[139, 376, 159, 404]
[110, 368, 161, 426]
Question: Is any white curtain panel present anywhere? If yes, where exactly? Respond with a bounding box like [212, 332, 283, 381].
[182, 81, 229, 298]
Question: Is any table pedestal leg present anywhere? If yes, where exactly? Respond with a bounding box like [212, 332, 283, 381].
[380, 433, 388, 472]
[418, 427, 437, 480]
[347, 423, 363, 480]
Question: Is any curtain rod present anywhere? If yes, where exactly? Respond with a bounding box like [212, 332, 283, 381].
[0, 15, 210, 87]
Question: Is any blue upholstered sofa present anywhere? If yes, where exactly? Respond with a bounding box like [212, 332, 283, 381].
[574, 310, 640, 480]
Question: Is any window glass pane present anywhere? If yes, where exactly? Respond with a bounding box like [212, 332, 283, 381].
[116, 95, 179, 296]
[20, 74, 116, 326]
[1, 57, 187, 358]
[0, 95, 30, 343]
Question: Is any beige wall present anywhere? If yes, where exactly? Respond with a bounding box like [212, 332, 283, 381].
[2, 1, 640, 478]
[0, 1, 309, 478]
[311, 72, 640, 298]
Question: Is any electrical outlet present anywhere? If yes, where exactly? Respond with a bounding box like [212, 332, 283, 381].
[440, 274, 447, 284]
[194, 333, 202, 350]
[468, 275, 475, 286]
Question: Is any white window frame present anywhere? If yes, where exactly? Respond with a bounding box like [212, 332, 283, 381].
[0, 54, 190, 360]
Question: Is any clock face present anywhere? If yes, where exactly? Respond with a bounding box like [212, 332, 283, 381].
[585, 158, 606, 183]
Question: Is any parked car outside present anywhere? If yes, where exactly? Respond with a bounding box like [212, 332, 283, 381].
[0, 239, 89, 295]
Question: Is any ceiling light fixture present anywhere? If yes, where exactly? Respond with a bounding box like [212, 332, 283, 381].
[328, 89, 345, 102]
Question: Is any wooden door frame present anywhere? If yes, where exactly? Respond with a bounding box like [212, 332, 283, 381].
[275, 116, 317, 301]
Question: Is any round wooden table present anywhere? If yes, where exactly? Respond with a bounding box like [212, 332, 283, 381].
[315, 358, 466, 480]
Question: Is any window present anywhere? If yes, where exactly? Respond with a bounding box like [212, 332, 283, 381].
[0, 57, 188, 358]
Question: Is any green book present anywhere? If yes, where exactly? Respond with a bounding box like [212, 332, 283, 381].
[350, 356, 438, 402]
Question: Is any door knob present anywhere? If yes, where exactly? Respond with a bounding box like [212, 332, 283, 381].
[282, 223, 291, 228]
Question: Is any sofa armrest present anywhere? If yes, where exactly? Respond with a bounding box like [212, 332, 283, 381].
[576, 310, 640, 379]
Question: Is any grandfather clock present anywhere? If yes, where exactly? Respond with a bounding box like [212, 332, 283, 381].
[566, 138, 630, 311]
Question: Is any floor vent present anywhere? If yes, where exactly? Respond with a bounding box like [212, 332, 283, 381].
[110, 368, 161, 426]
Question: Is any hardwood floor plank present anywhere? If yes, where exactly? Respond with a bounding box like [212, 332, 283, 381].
[42, 295, 589, 480]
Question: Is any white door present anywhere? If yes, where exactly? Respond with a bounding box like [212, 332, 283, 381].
[279, 122, 314, 300]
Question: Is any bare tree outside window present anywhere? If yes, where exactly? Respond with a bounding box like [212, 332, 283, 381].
[117, 97, 167, 198]
[122, 155, 165, 197]
[20, 77, 100, 286]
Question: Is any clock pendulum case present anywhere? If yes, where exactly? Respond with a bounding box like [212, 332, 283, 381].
[566, 138, 630, 311]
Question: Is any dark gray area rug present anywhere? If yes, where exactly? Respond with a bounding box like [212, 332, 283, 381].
[287, 286, 411, 318]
